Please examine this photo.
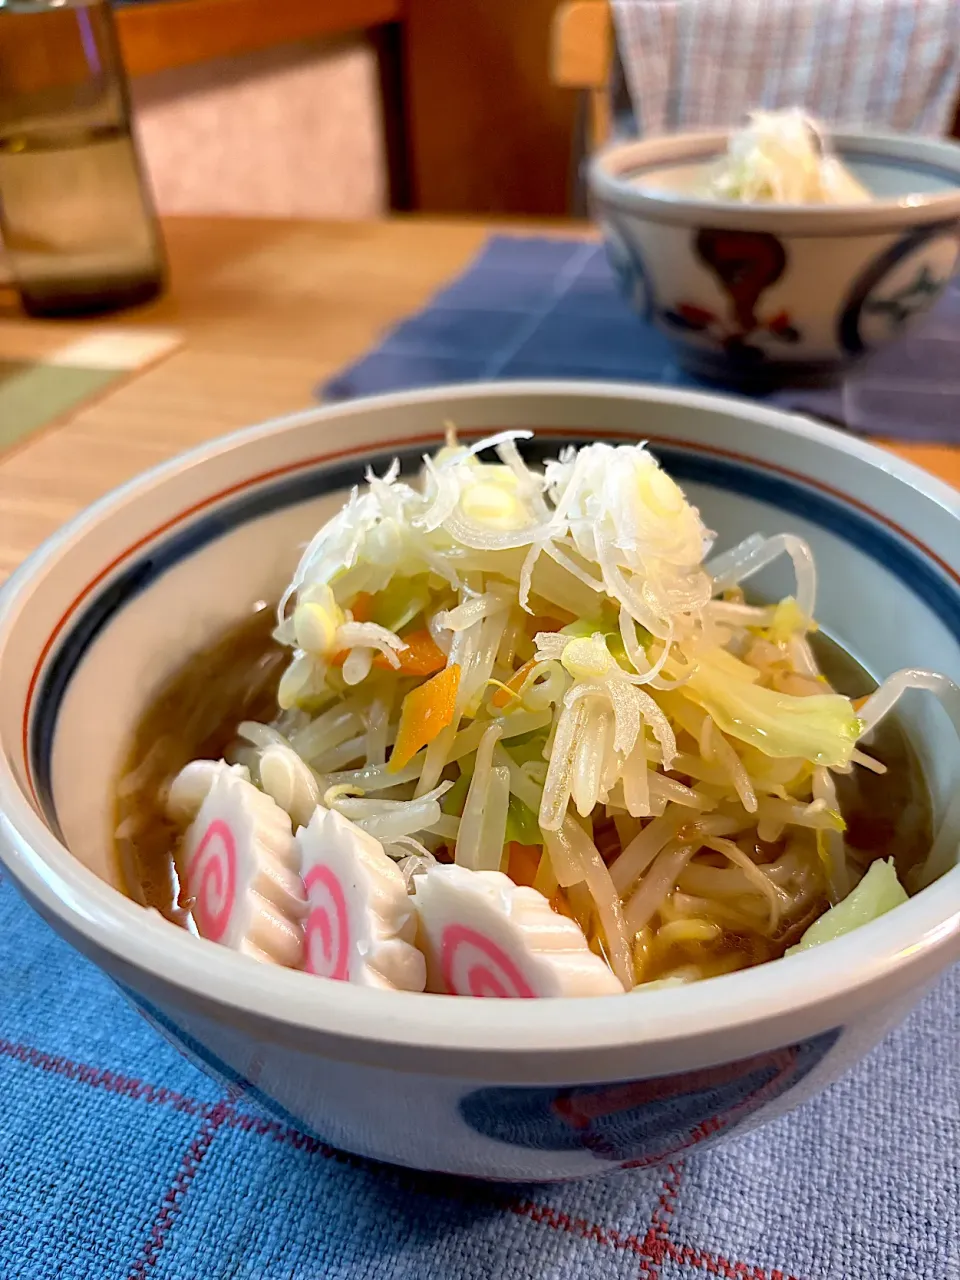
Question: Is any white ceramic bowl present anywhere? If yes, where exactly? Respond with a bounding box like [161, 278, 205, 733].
[588, 130, 960, 386]
[1, 382, 959, 1181]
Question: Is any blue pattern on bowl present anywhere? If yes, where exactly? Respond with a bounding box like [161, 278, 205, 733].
[838, 217, 960, 354]
[459, 1028, 841, 1169]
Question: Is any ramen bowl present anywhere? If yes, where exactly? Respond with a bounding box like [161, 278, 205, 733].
[1, 381, 959, 1181]
[588, 129, 960, 387]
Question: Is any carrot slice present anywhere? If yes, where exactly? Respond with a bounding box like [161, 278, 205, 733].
[490, 657, 537, 708]
[389, 664, 460, 772]
[374, 628, 446, 676]
[507, 842, 542, 888]
[331, 628, 445, 675]
[349, 591, 375, 623]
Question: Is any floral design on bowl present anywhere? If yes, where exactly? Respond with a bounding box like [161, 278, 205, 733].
[662, 228, 801, 363]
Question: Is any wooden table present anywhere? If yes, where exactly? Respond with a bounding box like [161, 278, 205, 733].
[1, 216, 957, 583]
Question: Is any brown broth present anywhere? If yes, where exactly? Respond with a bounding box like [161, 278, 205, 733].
[811, 630, 932, 883]
[114, 610, 933, 957]
[114, 605, 285, 920]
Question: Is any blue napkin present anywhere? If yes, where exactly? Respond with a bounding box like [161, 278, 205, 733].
[1, 863, 958, 1279]
[323, 234, 960, 445]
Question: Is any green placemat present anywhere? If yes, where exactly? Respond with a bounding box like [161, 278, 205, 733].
[0, 362, 122, 449]
[0, 329, 181, 451]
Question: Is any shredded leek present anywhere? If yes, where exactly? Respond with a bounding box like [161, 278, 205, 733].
[705, 109, 872, 205]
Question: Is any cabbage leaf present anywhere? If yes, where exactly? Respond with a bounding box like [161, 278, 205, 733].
[685, 648, 861, 767]
[787, 858, 908, 955]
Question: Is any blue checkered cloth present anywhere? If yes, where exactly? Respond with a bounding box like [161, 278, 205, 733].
[323, 235, 960, 445]
[5, 235, 960, 1275]
[2, 862, 959, 1279]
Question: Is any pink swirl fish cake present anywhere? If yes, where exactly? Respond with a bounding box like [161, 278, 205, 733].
[413, 864, 624, 998]
[179, 772, 307, 968]
[297, 807, 426, 991]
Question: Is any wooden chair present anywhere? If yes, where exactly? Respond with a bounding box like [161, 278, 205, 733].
[550, 0, 615, 149]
